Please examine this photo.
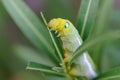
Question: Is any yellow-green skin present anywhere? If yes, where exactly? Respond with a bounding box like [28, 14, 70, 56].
[48, 18, 97, 79]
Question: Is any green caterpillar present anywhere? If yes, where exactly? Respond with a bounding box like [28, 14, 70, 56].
[48, 18, 97, 79]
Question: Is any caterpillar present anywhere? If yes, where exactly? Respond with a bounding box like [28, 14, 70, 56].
[48, 18, 97, 79]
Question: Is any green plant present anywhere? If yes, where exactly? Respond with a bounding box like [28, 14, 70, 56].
[2, 0, 120, 80]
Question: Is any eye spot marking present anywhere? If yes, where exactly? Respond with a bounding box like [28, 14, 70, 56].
[65, 22, 70, 28]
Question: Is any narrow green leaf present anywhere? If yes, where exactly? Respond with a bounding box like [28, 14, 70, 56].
[88, 0, 113, 68]
[89, 0, 113, 38]
[76, 0, 100, 40]
[13, 45, 57, 66]
[69, 31, 120, 64]
[40, 12, 63, 62]
[96, 67, 120, 80]
[27, 62, 64, 76]
[2, 0, 59, 61]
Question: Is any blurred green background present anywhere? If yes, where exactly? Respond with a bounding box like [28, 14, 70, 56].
[0, 0, 120, 80]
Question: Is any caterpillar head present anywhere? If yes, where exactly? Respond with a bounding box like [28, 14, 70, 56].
[48, 18, 72, 37]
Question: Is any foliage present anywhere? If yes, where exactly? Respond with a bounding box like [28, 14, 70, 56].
[1, 0, 120, 80]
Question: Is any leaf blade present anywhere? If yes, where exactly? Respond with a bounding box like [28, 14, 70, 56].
[76, 0, 100, 40]
[13, 45, 57, 66]
[2, 0, 59, 61]
[27, 62, 64, 76]
[88, 0, 113, 69]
